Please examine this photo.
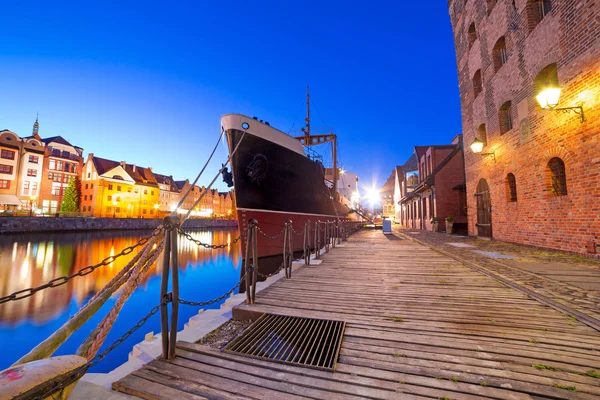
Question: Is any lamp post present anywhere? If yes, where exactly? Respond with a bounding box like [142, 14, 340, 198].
[112, 200, 118, 218]
[154, 203, 159, 217]
[29, 196, 36, 217]
[536, 84, 585, 123]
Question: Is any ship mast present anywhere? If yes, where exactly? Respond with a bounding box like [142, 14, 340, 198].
[296, 86, 338, 193]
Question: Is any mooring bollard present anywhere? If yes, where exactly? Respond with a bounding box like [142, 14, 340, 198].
[160, 215, 181, 360]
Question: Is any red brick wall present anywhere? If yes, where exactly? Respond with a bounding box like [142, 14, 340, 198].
[434, 149, 467, 231]
[449, 0, 600, 253]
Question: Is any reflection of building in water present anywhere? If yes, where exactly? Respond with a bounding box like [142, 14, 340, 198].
[0, 229, 241, 325]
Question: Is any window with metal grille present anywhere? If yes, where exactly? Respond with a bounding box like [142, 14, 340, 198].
[506, 173, 517, 202]
[499, 101, 513, 134]
[548, 157, 567, 196]
[473, 69, 483, 98]
[492, 37, 508, 72]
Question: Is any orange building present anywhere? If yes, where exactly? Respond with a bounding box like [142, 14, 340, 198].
[80, 154, 160, 218]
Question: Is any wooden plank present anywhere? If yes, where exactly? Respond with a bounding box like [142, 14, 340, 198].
[112, 374, 207, 400]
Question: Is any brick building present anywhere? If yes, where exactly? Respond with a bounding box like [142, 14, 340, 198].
[449, 0, 600, 253]
[380, 171, 395, 219]
[397, 136, 466, 232]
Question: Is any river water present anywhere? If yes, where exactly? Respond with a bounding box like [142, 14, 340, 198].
[0, 227, 242, 373]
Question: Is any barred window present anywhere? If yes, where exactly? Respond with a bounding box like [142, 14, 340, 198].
[506, 173, 517, 202]
[548, 157, 567, 195]
[528, 0, 552, 32]
[468, 23, 477, 49]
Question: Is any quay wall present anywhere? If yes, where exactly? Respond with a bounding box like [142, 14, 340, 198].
[0, 217, 238, 234]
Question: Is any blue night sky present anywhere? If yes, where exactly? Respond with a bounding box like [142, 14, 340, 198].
[0, 1, 461, 191]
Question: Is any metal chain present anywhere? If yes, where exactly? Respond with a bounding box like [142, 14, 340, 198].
[291, 227, 305, 236]
[0, 228, 164, 305]
[257, 226, 285, 240]
[178, 227, 248, 249]
[178, 278, 244, 307]
[30, 302, 162, 399]
[256, 262, 286, 278]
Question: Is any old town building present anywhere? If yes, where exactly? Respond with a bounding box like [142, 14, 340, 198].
[397, 136, 466, 232]
[449, 0, 600, 253]
[0, 130, 28, 210]
[154, 173, 181, 214]
[81, 154, 160, 218]
[380, 171, 395, 219]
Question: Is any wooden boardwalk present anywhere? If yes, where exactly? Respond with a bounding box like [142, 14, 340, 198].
[114, 230, 600, 399]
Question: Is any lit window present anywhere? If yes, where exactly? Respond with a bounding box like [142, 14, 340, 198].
[107, 195, 112, 201]
[27, 169, 37, 177]
[0, 164, 13, 174]
[28, 155, 39, 163]
[0, 179, 9, 189]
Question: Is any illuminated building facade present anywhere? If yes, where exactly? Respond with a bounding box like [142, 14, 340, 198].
[449, 0, 600, 253]
[81, 154, 160, 218]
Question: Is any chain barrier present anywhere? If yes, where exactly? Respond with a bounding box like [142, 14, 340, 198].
[178, 277, 245, 307]
[291, 227, 305, 236]
[178, 226, 248, 249]
[0, 228, 163, 305]
[257, 226, 285, 240]
[30, 302, 162, 399]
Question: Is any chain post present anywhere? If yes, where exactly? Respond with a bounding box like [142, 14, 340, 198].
[315, 220, 321, 259]
[325, 221, 330, 253]
[160, 215, 180, 359]
[168, 216, 181, 360]
[159, 229, 170, 359]
[332, 221, 337, 248]
[304, 220, 311, 265]
[283, 219, 294, 279]
[244, 219, 255, 304]
[251, 219, 258, 303]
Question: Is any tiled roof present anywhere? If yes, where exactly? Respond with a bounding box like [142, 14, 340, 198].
[153, 173, 180, 192]
[92, 156, 159, 187]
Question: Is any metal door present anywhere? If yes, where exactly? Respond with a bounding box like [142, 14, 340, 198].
[475, 179, 492, 238]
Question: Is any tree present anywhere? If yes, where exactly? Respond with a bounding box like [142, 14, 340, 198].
[60, 177, 81, 214]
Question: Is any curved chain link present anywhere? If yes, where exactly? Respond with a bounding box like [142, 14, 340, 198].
[291, 227, 305, 236]
[178, 226, 248, 249]
[257, 226, 285, 240]
[178, 277, 245, 307]
[0, 227, 164, 305]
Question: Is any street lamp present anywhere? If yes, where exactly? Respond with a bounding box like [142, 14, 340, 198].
[470, 138, 496, 162]
[112, 200, 118, 218]
[536, 84, 585, 123]
[154, 203, 159, 217]
[29, 196, 36, 217]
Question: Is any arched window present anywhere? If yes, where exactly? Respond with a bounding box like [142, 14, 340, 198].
[477, 124, 487, 146]
[506, 173, 517, 202]
[487, 0, 498, 15]
[492, 37, 508, 72]
[468, 23, 477, 49]
[533, 63, 558, 101]
[498, 101, 513, 134]
[547, 157, 567, 195]
[528, 0, 552, 32]
[473, 70, 483, 98]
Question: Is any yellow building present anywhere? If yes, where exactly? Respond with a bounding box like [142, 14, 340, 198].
[80, 154, 160, 218]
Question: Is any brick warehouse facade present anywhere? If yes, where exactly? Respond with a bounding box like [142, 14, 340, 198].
[448, 0, 600, 254]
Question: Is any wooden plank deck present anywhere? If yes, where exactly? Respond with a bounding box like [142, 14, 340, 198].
[113, 230, 600, 399]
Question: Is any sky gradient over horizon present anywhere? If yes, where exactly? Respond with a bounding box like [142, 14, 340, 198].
[0, 1, 462, 192]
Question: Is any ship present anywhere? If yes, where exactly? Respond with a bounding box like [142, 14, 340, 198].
[222, 87, 359, 278]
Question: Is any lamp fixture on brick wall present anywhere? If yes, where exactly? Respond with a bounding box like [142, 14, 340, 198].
[470, 138, 495, 162]
[536, 85, 585, 123]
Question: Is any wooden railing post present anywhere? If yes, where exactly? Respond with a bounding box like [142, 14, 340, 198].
[245, 219, 258, 304]
[315, 221, 321, 259]
[284, 220, 293, 278]
[304, 220, 311, 265]
[160, 215, 180, 360]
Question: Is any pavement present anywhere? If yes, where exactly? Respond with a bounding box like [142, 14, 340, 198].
[396, 225, 600, 331]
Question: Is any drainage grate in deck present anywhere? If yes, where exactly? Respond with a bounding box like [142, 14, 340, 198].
[224, 314, 346, 371]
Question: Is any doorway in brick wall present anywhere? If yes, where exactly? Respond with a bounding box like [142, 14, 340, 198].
[475, 178, 492, 238]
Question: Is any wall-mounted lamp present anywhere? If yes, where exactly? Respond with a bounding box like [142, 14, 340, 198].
[536, 85, 585, 123]
[470, 138, 495, 162]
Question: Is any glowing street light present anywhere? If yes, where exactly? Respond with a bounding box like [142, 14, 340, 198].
[112, 200, 118, 218]
[470, 138, 496, 162]
[536, 84, 585, 122]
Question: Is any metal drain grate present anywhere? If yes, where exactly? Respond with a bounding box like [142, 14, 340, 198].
[225, 314, 346, 371]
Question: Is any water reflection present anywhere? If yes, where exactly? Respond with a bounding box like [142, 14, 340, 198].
[0, 228, 241, 372]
